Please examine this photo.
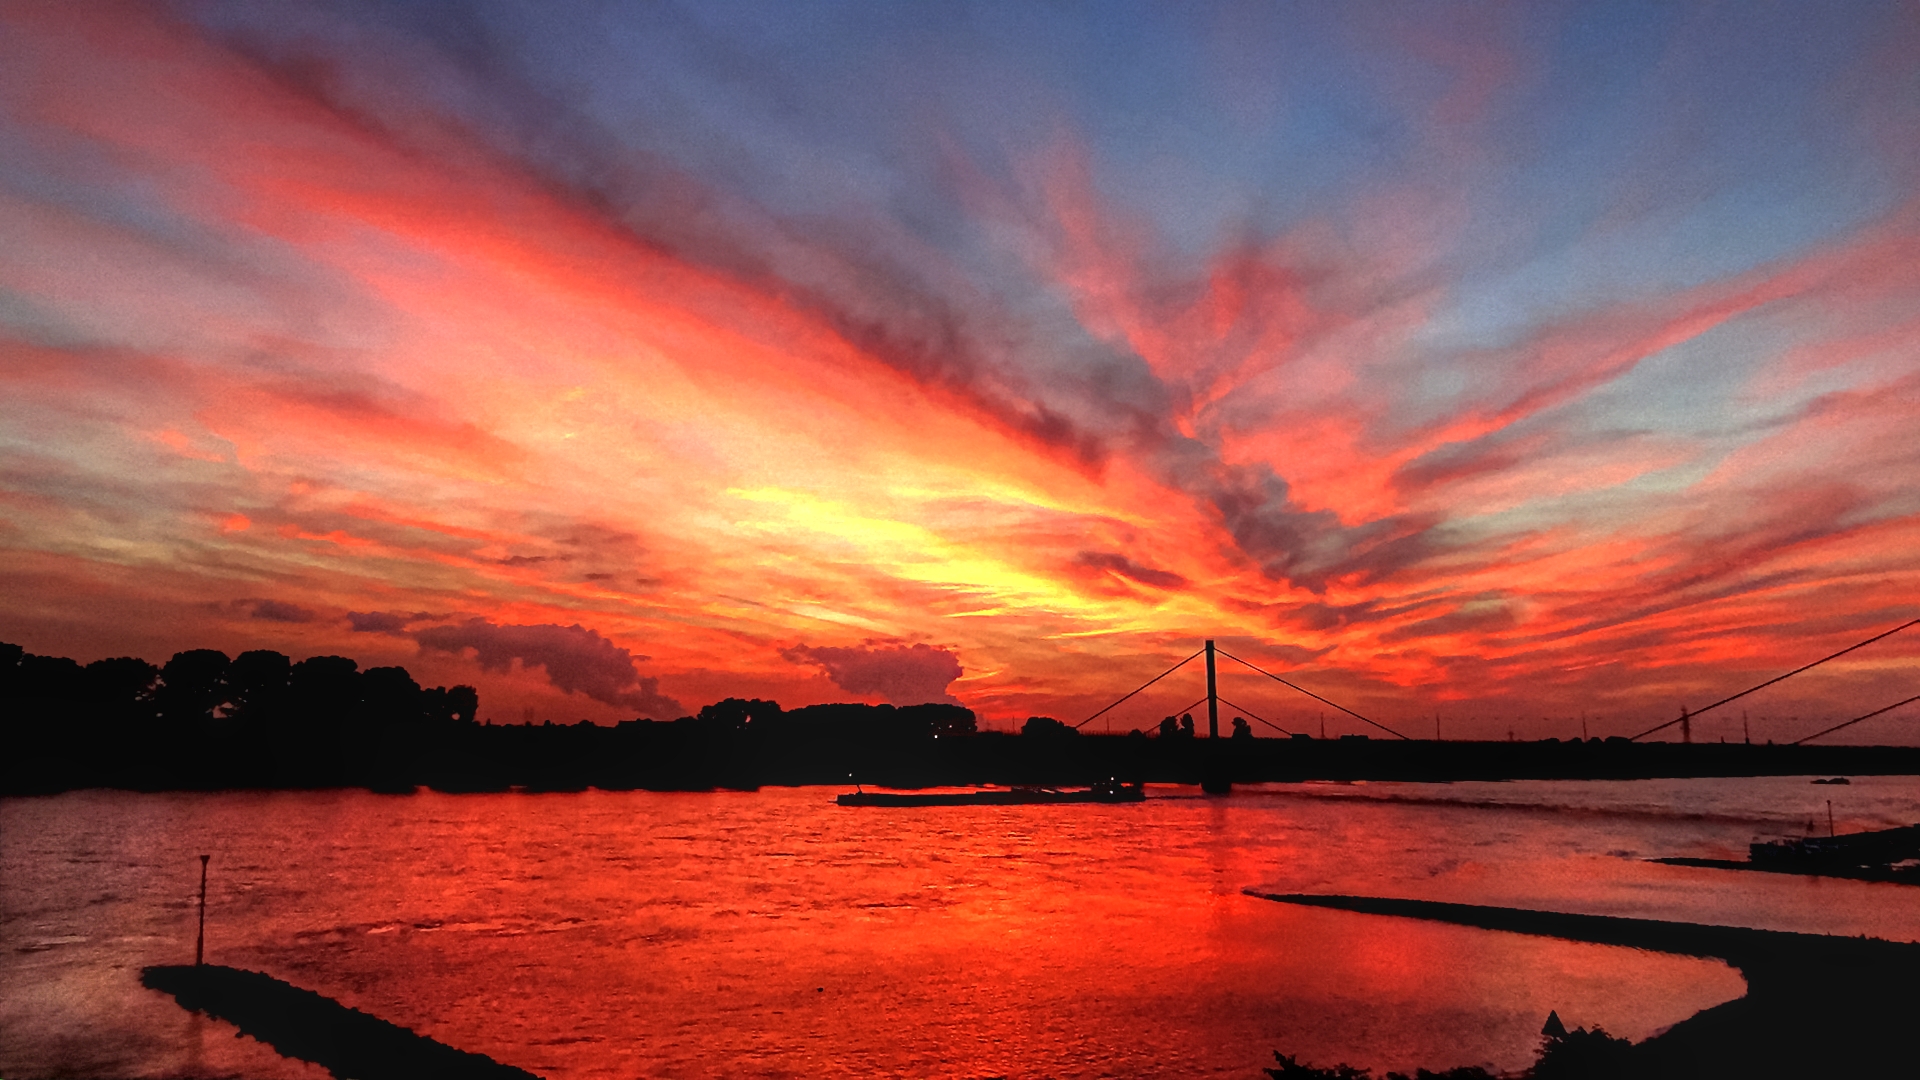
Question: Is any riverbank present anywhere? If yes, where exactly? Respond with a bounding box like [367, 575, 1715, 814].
[10, 726, 1920, 795]
[1248, 892, 1920, 1078]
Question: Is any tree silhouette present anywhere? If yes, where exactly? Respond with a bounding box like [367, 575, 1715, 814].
[226, 650, 291, 726]
[156, 650, 231, 727]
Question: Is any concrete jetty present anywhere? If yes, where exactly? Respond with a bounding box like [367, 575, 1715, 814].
[142, 964, 540, 1080]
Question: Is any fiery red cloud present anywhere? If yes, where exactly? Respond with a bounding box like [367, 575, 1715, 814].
[2, 3, 1917, 739]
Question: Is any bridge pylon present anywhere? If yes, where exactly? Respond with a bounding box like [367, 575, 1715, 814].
[1201, 639, 1231, 794]
[1206, 639, 1219, 739]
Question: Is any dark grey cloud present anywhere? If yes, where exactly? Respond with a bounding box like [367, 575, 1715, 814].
[1377, 600, 1521, 645]
[348, 610, 420, 633]
[500, 554, 562, 566]
[414, 618, 682, 717]
[1183, 457, 1367, 590]
[237, 598, 317, 623]
[1229, 595, 1436, 635]
[1073, 551, 1187, 590]
[781, 642, 963, 705]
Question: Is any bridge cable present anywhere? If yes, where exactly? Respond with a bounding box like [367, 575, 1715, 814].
[1215, 694, 1297, 736]
[1074, 648, 1204, 729]
[1790, 692, 1920, 746]
[1214, 648, 1411, 740]
[1168, 695, 1209, 721]
[1629, 618, 1920, 741]
[1136, 691, 1213, 734]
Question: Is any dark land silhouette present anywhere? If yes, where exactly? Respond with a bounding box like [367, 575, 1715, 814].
[1248, 892, 1920, 1079]
[1652, 819, 1920, 885]
[1266, 1023, 1633, 1080]
[7, 639, 1920, 794]
[1651, 853, 1920, 885]
[142, 964, 538, 1080]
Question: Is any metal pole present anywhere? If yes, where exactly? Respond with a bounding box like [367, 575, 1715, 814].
[1204, 640, 1218, 739]
[194, 854, 209, 966]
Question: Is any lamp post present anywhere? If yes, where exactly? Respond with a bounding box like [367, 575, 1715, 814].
[194, 855, 209, 966]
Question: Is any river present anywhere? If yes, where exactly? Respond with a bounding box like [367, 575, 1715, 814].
[5, 777, 1919, 1078]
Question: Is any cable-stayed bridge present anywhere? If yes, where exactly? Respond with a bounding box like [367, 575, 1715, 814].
[1072, 619, 1919, 757]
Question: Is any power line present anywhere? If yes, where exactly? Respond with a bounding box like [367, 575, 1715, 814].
[1074, 648, 1204, 729]
[1216, 694, 1296, 736]
[1790, 693, 1920, 745]
[1630, 618, 1920, 741]
[1215, 648, 1410, 740]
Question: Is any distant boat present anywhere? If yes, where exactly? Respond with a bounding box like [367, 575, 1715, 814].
[836, 781, 1146, 807]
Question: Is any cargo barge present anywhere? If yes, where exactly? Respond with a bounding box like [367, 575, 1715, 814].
[836, 781, 1145, 806]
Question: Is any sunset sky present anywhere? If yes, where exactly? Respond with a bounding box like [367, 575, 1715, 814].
[3, 1, 1917, 740]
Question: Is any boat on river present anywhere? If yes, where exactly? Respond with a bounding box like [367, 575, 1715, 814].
[836, 781, 1145, 806]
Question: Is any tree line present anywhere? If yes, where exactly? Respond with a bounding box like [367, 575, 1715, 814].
[8, 640, 1915, 794]
[1, 642, 478, 791]
[0, 640, 987, 792]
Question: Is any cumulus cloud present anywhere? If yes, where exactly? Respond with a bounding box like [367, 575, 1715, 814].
[781, 643, 963, 705]
[413, 618, 682, 717]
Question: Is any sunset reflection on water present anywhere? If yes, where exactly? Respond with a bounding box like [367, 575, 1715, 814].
[6, 778, 1920, 1078]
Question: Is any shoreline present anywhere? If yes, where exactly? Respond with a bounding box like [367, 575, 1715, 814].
[1247, 891, 1920, 1078]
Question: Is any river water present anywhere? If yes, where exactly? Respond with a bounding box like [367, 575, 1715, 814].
[5, 778, 1920, 1079]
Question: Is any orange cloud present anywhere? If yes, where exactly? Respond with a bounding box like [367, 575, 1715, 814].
[3, 3, 1918, 740]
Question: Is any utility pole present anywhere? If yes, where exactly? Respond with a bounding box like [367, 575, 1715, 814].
[194, 854, 209, 966]
[1205, 640, 1219, 739]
